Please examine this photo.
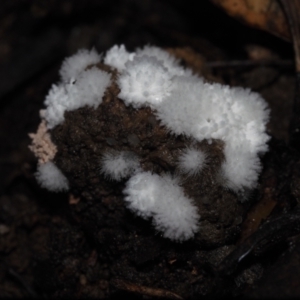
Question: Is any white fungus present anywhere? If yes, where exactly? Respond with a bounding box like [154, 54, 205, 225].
[59, 48, 102, 83]
[136, 45, 191, 77]
[74, 67, 111, 109]
[35, 44, 270, 241]
[178, 147, 207, 176]
[100, 151, 140, 181]
[156, 77, 269, 191]
[44, 66, 111, 129]
[220, 145, 262, 191]
[124, 172, 199, 241]
[35, 161, 69, 192]
[44, 83, 70, 129]
[104, 44, 135, 71]
[117, 55, 173, 108]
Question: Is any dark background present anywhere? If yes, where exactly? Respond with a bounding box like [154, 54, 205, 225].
[0, 0, 298, 298]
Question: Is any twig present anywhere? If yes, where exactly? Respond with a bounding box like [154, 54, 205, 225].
[7, 266, 39, 298]
[111, 278, 184, 300]
[218, 208, 300, 276]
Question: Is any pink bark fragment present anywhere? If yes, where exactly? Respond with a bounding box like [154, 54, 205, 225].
[28, 114, 57, 164]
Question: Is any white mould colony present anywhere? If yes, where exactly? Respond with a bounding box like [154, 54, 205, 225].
[31, 45, 270, 242]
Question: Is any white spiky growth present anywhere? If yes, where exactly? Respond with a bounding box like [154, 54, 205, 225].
[156, 77, 269, 191]
[178, 147, 207, 176]
[136, 45, 191, 77]
[117, 55, 173, 108]
[44, 83, 69, 129]
[104, 44, 135, 71]
[220, 145, 262, 191]
[44, 66, 111, 129]
[36, 44, 270, 241]
[35, 161, 69, 192]
[100, 151, 140, 181]
[124, 172, 199, 241]
[59, 48, 102, 83]
[74, 67, 111, 108]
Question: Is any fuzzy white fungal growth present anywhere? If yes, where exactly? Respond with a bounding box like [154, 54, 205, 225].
[124, 172, 199, 241]
[156, 76, 269, 190]
[104, 44, 135, 71]
[123, 172, 161, 218]
[178, 147, 207, 176]
[136, 45, 191, 77]
[100, 151, 140, 181]
[75, 67, 111, 108]
[59, 48, 102, 83]
[117, 55, 173, 108]
[33, 44, 271, 242]
[35, 161, 69, 192]
[221, 145, 262, 191]
[44, 67, 111, 129]
[44, 83, 69, 129]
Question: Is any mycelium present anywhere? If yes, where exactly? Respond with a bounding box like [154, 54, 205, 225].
[29, 45, 270, 242]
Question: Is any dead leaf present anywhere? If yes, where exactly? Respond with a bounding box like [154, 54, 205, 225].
[211, 0, 291, 41]
[279, 0, 300, 71]
[279, 1, 300, 148]
[111, 279, 183, 300]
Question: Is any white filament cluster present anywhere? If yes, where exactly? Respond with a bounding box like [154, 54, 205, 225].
[100, 150, 140, 181]
[123, 172, 199, 241]
[178, 147, 207, 176]
[117, 55, 173, 108]
[44, 49, 111, 129]
[104, 45, 269, 191]
[35, 161, 69, 192]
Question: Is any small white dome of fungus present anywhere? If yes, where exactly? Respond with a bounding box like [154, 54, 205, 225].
[59, 48, 102, 83]
[44, 64, 111, 129]
[100, 150, 140, 181]
[117, 55, 173, 108]
[104, 44, 135, 71]
[178, 147, 207, 176]
[35, 161, 69, 192]
[136, 45, 191, 77]
[124, 172, 199, 241]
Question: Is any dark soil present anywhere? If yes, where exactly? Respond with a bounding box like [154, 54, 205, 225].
[1, 0, 300, 299]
